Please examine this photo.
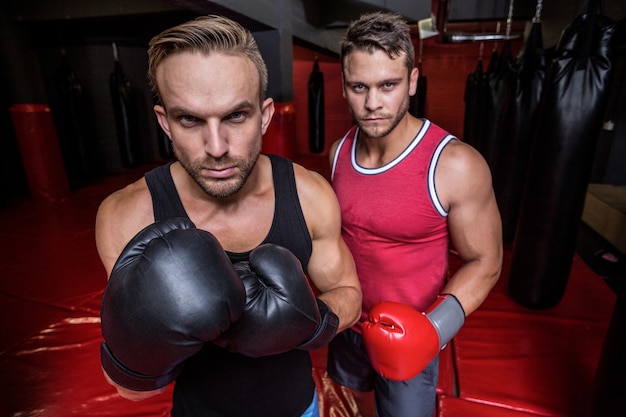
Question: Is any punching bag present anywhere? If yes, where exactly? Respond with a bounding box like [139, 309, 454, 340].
[508, 4, 618, 309]
[9, 104, 71, 203]
[262, 102, 296, 159]
[109, 42, 141, 169]
[591, 280, 626, 417]
[477, 41, 515, 170]
[55, 50, 96, 186]
[463, 52, 486, 149]
[493, 18, 548, 243]
[308, 57, 324, 154]
[409, 39, 427, 119]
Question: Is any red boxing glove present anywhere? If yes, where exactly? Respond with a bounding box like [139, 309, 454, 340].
[362, 295, 465, 381]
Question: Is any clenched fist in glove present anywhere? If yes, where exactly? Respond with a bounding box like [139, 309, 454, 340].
[100, 218, 246, 391]
[216, 243, 339, 357]
[362, 295, 465, 381]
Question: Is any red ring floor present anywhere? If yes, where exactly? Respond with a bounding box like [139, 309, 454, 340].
[0, 162, 617, 417]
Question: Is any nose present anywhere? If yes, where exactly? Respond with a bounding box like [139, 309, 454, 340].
[202, 121, 228, 158]
[364, 89, 382, 111]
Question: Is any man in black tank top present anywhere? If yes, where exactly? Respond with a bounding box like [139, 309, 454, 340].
[94, 15, 361, 417]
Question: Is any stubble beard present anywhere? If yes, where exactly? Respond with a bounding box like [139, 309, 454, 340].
[354, 95, 410, 139]
[175, 149, 261, 199]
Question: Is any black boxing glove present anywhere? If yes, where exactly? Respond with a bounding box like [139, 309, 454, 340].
[100, 218, 245, 391]
[215, 243, 339, 357]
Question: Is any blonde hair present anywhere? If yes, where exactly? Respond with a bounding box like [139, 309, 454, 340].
[147, 15, 268, 104]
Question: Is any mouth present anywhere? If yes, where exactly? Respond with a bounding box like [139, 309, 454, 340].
[361, 115, 386, 123]
[202, 166, 236, 179]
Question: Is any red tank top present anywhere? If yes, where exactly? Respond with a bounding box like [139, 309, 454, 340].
[331, 119, 456, 329]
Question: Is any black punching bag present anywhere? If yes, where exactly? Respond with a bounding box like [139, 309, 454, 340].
[493, 20, 548, 243]
[55, 50, 97, 186]
[591, 280, 626, 417]
[463, 53, 486, 149]
[109, 43, 141, 169]
[508, 6, 618, 309]
[308, 57, 324, 154]
[477, 41, 515, 170]
[410, 40, 427, 119]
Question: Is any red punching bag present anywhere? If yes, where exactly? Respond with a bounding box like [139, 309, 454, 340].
[262, 102, 296, 159]
[9, 103, 71, 203]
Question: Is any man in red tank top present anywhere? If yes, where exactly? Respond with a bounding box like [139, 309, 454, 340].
[327, 12, 503, 417]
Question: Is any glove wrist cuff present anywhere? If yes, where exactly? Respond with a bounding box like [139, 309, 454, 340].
[426, 294, 465, 349]
[298, 299, 339, 351]
[100, 342, 180, 392]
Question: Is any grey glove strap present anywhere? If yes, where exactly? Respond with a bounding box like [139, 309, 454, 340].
[426, 294, 465, 348]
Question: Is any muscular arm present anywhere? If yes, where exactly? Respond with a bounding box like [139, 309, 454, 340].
[95, 179, 154, 276]
[437, 141, 503, 316]
[95, 179, 167, 400]
[295, 164, 362, 331]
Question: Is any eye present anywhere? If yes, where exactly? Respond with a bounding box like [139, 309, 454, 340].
[226, 111, 247, 123]
[178, 114, 199, 127]
[382, 81, 396, 90]
[352, 84, 366, 93]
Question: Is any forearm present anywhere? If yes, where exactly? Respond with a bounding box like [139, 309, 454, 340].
[441, 256, 501, 316]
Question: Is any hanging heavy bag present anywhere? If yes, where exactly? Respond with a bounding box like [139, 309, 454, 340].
[409, 65, 427, 119]
[492, 20, 548, 243]
[109, 43, 141, 169]
[409, 40, 427, 119]
[56, 51, 96, 185]
[477, 41, 515, 171]
[308, 58, 324, 154]
[508, 4, 618, 309]
[591, 277, 626, 417]
[463, 55, 485, 149]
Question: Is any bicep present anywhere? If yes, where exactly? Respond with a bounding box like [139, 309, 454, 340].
[447, 185, 501, 262]
[296, 168, 358, 292]
[440, 143, 502, 262]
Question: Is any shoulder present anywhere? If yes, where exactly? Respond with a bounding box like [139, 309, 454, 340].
[292, 162, 335, 200]
[291, 162, 341, 238]
[439, 139, 485, 170]
[436, 140, 493, 207]
[95, 178, 155, 275]
[329, 126, 358, 165]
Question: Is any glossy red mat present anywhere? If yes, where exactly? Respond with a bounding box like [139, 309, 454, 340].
[0, 165, 617, 417]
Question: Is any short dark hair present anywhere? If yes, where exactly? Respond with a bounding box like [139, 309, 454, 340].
[340, 12, 414, 73]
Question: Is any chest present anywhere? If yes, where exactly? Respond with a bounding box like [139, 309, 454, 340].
[187, 199, 275, 253]
[338, 169, 443, 240]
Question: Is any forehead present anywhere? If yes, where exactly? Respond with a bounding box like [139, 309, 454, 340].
[343, 49, 407, 83]
[156, 51, 260, 110]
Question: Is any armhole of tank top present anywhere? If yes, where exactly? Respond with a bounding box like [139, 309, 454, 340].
[145, 162, 190, 222]
[330, 127, 356, 181]
[268, 154, 312, 264]
[428, 135, 457, 217]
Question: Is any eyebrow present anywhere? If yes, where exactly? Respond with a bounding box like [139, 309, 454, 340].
[345, 77, 404, 86]
[167, 100, 256, 117]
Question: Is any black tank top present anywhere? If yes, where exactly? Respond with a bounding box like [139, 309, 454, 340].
[144, 155, 315, 417]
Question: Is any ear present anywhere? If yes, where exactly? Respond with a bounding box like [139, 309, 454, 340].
[260, 98, 275, 135]
[153, 104, 171, 138]
[409, 67, 419, 97]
